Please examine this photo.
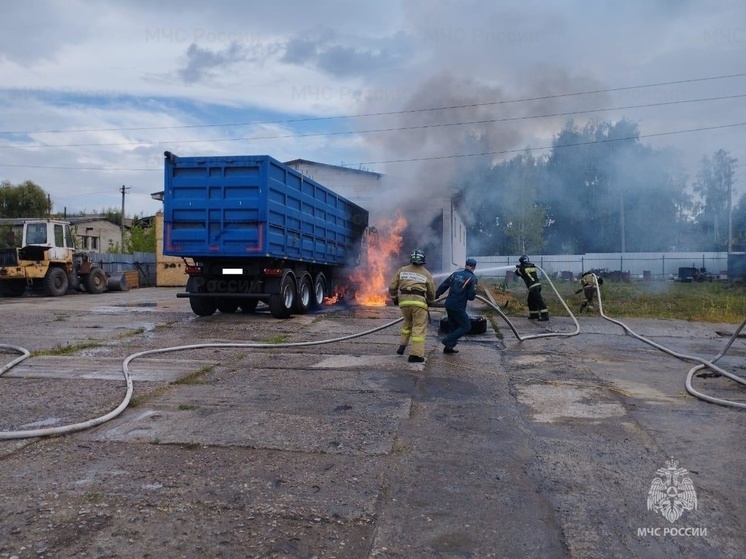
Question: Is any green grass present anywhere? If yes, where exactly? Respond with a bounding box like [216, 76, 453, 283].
[486, 280, 746, 323]
[32, 340, 103, 356]
[263, 334, 290, 344]
[173, 364, 215, 385]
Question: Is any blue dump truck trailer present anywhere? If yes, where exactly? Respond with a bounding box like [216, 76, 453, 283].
[163, 151, 369, 318]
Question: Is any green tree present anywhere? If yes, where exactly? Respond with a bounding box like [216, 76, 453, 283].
[733, 193, 746, 249]
[0, 180, 50, 218]
[99, 207, 123, 226]
[693, 149, 737, 250]
[541, 119, 687, 254]
[126, 218, 156, 253]
[497, 151, 547, 255]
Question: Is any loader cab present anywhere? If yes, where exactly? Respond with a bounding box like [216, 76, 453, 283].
[20, 220, 74, 261]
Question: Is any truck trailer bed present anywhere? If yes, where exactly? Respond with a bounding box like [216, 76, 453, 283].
[163, 152, 368, 266]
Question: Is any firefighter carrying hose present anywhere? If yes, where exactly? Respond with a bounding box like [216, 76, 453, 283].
[576, 270, 603, 313]
[515, 255, 549, 321]
[388, 249, 436, 363]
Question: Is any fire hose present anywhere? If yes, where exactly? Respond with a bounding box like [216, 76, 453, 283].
[479, 268, 746, 410]
[0, 318, 404, 441]
[1, 276, 744, 440]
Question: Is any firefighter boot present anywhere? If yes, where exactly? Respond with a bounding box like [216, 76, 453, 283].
[396, 345, 406, 355]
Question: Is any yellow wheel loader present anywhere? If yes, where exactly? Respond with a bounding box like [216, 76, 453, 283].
[0, 219, 107, 297]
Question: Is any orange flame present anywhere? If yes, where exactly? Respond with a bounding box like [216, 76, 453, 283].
[351, 213, 407, 306]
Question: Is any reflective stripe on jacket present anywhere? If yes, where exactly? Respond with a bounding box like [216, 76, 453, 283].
[515, 264, 541, 289]
[388, 263, 436, 308]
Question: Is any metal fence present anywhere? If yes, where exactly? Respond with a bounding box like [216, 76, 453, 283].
[86, 252, 157, 287]
[471, 252, 735, 280]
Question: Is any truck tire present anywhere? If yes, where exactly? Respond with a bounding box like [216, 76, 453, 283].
[44, 267, 69, 297]
[217, 300, 239, 313]
[0, 279, 27, 297]
[311, 273, 326, 309]
[190, 296, 217, 316]
[83, 267, 107, 294]
[295, 275, 313, 314]
[269, 273, 295, 319]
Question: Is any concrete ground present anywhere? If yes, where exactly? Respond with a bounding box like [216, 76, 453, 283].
[0, 287, 744, 559]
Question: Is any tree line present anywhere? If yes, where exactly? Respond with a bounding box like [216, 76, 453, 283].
[3, 118, 743, 257]
[462, 118, 742, 255]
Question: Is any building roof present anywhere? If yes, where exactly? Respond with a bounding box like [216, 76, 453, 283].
[284, 159, 383, 178]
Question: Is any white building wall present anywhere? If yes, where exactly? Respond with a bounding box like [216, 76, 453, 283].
[287, 160, 464, 276]
[440, 199, 467, 273]
[285, 161, 381, 210]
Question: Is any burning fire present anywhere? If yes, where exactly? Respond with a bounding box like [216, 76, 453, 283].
[326, 213, 407, 307]
[353, 213, 407, 306]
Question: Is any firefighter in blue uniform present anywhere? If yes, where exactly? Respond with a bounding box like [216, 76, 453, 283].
[436, 258, 478, 354]
[515, 255, 549, 321]
[388, 249, 436, 363]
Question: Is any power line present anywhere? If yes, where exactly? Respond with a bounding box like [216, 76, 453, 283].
[3, 93, 745, 150]
[2, 72, 746, 136]
[355, 122, 746, 166]
[1, 121, 744, 172]
[0, 163, 157, 171]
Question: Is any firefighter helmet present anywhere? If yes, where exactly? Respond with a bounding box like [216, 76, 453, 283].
[519, 255, 529, 265]
[466, 258, 477, 268]
[410, 249, 426, 265]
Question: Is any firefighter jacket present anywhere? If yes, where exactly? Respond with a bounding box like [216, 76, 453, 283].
[576, 272, 603, 294]
[581, 273, 603, 289]
[388, 263, 436, 309]
[515, 263, 542, 289]
[436, 268, 478, 310]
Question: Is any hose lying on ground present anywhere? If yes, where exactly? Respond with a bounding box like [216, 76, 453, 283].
[2, 274, 744, 439]
[488, 269, 745, 410]
[0, 316, 403, 441]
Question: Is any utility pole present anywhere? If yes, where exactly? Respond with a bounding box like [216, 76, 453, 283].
[120, 185, 131, 251]
[727, 178, 732, 255]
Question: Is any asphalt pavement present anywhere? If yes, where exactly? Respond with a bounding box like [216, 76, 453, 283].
[0, 287, 744, 559]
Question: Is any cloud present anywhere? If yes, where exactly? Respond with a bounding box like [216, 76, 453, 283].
[0, 0, 744, 220]
[177, 41, 253, 84]
[281, 28, 412, 78]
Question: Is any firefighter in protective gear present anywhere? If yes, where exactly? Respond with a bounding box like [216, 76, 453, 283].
[436, 258, 478, 353]
[576, 271, 603, 313]
[515, 255, 549, 321]
[388, 249, 436, 363]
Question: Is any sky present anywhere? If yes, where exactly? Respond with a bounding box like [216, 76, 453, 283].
[1, 0, 744, 218]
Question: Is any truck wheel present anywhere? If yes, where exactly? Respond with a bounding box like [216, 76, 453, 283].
[311, 273, 326, 309]
[190, 297, 217, 316]
[269, 274, 295, 319]
[44, 267, 69, 297]
[217, 300, 239, 313]
[295, 275, 312, 314]
[0, 279, 27, 297]
[84, 268, 107, 294]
